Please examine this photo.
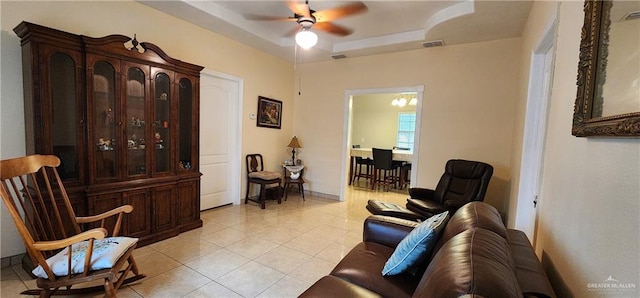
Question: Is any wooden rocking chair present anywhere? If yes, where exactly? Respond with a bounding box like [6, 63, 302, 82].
[0, 155, 145, 297]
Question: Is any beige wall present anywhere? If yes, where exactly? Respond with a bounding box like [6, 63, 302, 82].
[293, 38, 521, 214]
[512, 1, 640, 296]
[0, 0, 294, 257]
[351, 94, 417, 149]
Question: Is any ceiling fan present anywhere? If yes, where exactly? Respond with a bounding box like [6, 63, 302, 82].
[245, 1, 368, 49]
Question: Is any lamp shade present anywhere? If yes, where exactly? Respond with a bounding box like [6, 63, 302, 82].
[295, 30, 318, 49]
[287, 136, 302, 148]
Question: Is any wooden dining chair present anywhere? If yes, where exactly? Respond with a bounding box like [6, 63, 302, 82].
[0, 155, 145, 297]
[371, 148, 397, 191]
[245, 154, 282, 209]
[351, 145, 374, 185]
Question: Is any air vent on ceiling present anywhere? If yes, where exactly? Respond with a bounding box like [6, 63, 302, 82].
[422, 40, 445, 48]
[622, 11, 640, 21]
[331, 54, 347, 60]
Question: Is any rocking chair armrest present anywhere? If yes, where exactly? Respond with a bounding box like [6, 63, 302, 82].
[75, 205, 134, 224]
[31, 228, 108, 251]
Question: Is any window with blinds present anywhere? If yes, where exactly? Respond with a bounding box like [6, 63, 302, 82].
[397, 112, 416, 150]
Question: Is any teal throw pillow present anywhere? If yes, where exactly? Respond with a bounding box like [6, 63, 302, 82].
[382, 211, 449, 276]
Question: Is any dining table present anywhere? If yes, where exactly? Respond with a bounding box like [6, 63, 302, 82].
[348, 148, 413, 185]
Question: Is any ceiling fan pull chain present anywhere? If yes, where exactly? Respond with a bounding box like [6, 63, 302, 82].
[294, 43, 302, 96]
[294, 42, 297, 71]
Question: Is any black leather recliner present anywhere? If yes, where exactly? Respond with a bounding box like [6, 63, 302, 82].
[366, 159, 493, 221]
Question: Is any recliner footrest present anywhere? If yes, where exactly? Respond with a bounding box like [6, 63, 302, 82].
[366, 200, 423, 221]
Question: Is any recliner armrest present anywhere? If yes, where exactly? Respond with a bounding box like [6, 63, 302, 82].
[363, 215, 419, 248]
[408, 187, 435, 200]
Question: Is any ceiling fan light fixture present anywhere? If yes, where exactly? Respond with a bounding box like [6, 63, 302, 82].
[295, 29, 318, 49]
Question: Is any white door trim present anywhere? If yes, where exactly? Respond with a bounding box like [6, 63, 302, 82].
[200, 69, 243, 206]
[515, 14, 558, 242]
[340, 85, 425, 201]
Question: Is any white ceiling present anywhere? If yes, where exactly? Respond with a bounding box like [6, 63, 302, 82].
[139, 0, 533, 63]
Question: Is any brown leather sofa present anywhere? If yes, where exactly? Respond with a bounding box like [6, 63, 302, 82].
[299, 202, 555, 298]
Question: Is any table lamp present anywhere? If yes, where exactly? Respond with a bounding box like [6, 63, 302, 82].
[287, 136, 302, 164]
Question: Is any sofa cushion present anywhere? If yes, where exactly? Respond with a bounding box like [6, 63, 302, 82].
[298, 275, 383, 298]
[330, 242, 420, 298]
[432, 201, 507, 257]
[382, 211, 449, 276]
[414, 228, 522, 297]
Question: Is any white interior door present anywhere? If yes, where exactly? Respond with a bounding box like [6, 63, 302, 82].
[515, 18, 557, 242]
[199, 70, 242, 210]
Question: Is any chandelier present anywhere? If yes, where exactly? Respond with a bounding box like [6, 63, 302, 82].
[391, 93, 417, 107]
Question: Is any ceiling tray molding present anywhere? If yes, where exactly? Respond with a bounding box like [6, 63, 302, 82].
[333, 29, 425, 52]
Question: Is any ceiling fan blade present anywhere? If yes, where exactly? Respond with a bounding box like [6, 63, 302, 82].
[244, 14, 297, 21]
[287, 1, 311, 18]
[313, 2, 367, 22]
[314, 22, 353, 36]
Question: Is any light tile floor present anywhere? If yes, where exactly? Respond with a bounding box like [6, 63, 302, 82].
[1, 182, 408, 297]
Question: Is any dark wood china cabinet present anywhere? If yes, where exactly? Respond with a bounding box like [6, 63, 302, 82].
[14, 21, 203, 246]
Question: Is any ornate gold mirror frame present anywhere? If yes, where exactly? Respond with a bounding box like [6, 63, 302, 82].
[572, 0, 640, 137]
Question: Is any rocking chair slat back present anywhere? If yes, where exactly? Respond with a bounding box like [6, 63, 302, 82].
[0, 155, 79, 258]
[0, 155, 145, 297]
[0, 155, 80, 257]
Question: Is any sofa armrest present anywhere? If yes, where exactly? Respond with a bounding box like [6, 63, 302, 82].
[363, 215, 419, 248]
[508, 229, 556, 298]
[408, 187, 435, 200]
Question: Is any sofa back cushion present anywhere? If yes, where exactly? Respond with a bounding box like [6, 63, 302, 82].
[414, 228, 521, 298]
[432, 202, 507, 257]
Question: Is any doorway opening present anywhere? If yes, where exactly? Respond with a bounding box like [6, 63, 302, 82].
[340, 86, 424, 201]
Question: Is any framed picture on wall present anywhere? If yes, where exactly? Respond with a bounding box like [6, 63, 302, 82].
[257, 96, 282, 129]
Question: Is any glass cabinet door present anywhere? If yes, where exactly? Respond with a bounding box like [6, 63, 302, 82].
[125, 65, 148, 177]
[153, 70, 173, 174]
[92, 60, 118, 180]
[178, 77, 194, 171]
[49, 51, 82, 182]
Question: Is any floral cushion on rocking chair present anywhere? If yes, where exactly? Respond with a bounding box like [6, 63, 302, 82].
[32, 236, 138, 279]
